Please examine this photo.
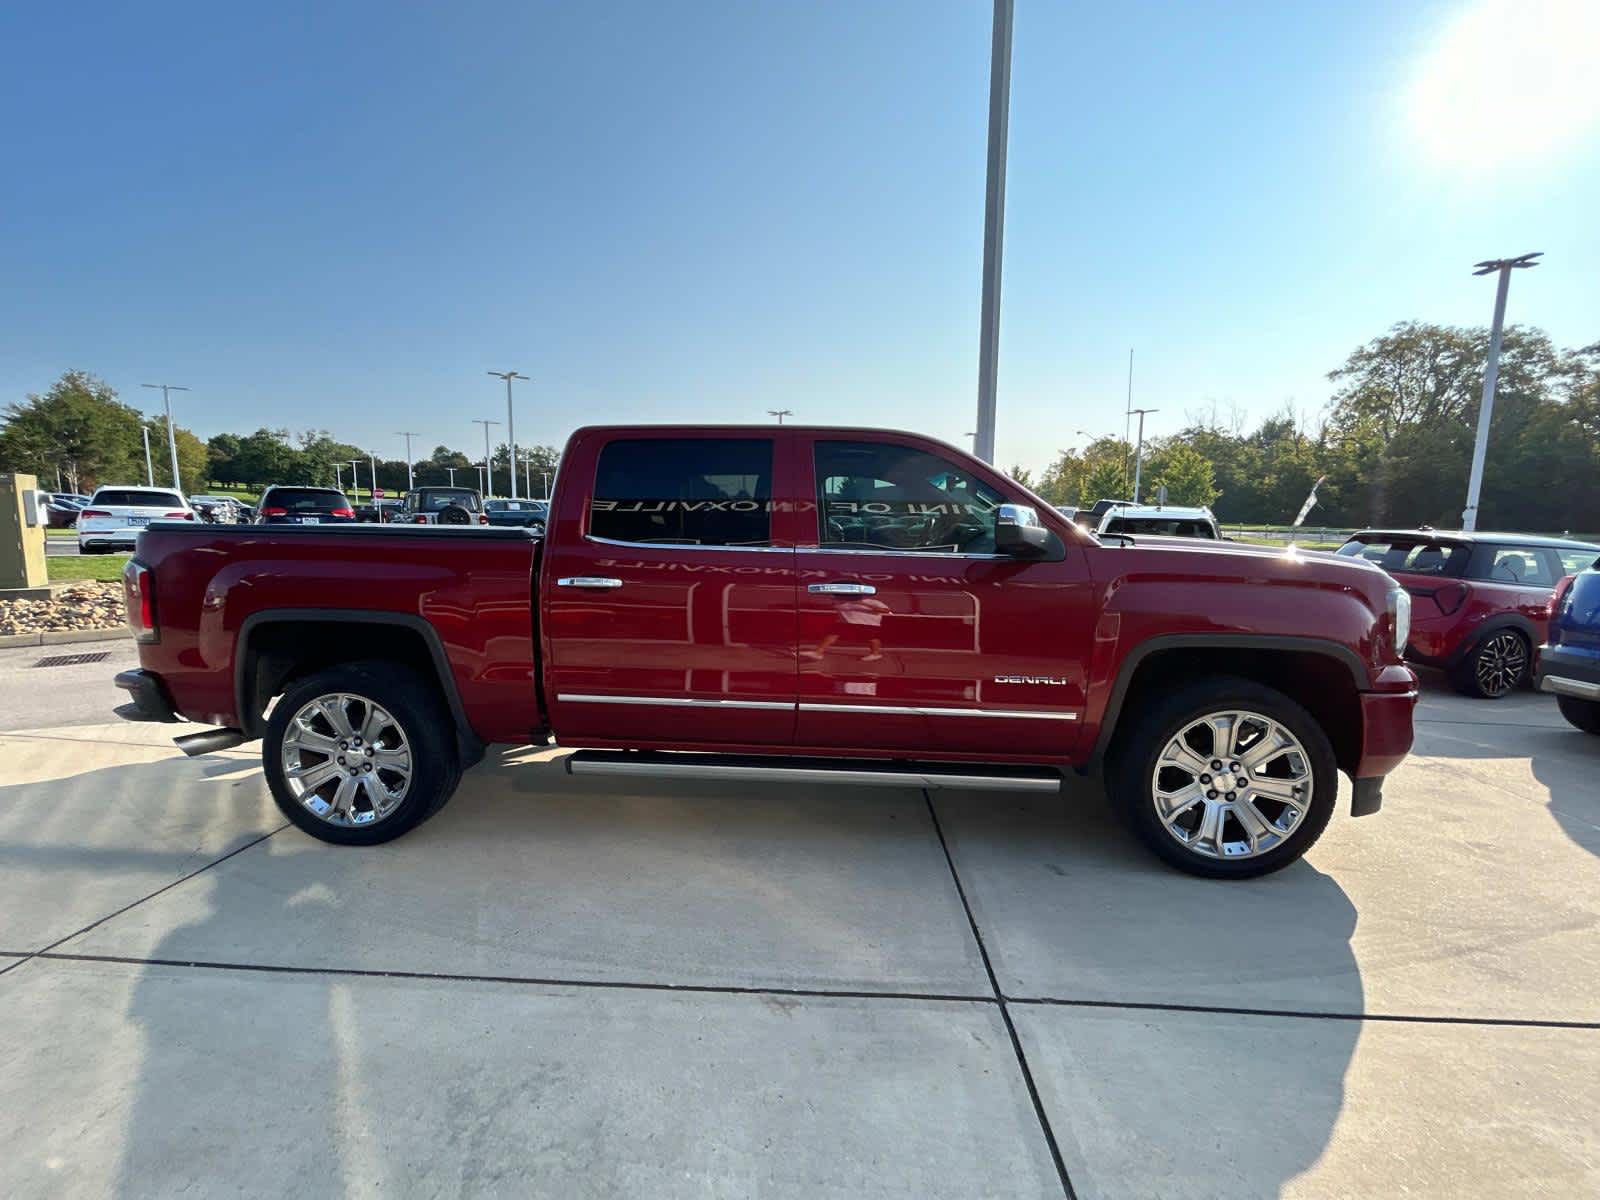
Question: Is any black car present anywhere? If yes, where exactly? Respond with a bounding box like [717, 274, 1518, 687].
[354, 499, 403, 523]
[483, 498, 548, 535]
[255, 485, 356, 525]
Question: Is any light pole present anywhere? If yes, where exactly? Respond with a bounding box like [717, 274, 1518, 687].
[541, 471, 550, 499]
[396, 431, 419, 491]
[487, 371, 528, 499]
[348, 459, 362, 500]
[767, 409, 793, 424]
[1129, 408, 1158, 502]
[369, 450, 378, 501]
[1123, 349, 1135, 496]
[1462, 252, 1541, 531]
[447, 467, 457, 487]
[141, 383, 189, 492]
[334, 462, 343, 491]
[472, 419, 499, 498]
[972, 0, 1014, 465]
[141, 426, 154, 486]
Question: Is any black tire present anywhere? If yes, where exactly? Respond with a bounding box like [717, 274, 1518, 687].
[1449, 629, 1530, 699]
[263, 660, 461, 845]
[437, 503, 472, 526]
[1556, 694, 1600, 735]
[1108, 675, 1338, 879]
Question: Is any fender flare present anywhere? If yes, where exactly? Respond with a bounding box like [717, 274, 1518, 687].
[235, 608, 483, 764]
[1089, 633, 1370, 765]
[1447, 614, 1539, 668]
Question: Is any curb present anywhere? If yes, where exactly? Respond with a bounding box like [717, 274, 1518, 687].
[0, 629, 130, 650]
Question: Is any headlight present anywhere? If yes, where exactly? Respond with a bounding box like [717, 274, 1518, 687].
[1388, 586, 1411, 655]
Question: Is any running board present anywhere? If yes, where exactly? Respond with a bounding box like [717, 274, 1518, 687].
[563, 750, 1063, 793]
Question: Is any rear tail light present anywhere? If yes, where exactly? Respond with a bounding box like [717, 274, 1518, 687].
[123, 560, 158, 643]
[331, 507, 355, 519]
[164, 511, 194, 520]
[415, 515, 429, 524]
[261, 506, 288, 517]
[81, 509, 112, 519]
[479, 514, 489, 524]
[1434, 583, 1468, 615]
[1550, 574, 1577, 619]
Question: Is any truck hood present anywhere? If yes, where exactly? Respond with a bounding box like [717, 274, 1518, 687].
[1090, 532, 1393, 599]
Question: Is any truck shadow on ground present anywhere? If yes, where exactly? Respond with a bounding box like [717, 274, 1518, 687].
[0, 749, 1365, 1198]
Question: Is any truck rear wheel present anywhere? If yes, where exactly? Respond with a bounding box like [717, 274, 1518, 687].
[263, 661, 461, 845]
[1109, 676, 1337, 879]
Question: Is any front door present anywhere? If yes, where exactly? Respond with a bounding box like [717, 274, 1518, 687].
[795, 436, 1095, 759]
[542, 432, 798, 747]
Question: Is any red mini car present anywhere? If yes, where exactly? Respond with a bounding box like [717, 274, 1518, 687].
[1338, 530, 1600, 698]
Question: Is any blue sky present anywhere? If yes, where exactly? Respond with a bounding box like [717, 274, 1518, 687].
[2, 1, 1595, 472]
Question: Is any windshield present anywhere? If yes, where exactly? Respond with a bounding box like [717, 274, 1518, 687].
[1104, 517, 1216, 538]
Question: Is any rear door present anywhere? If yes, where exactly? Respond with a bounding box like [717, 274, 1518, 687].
[541, 431, 800, 747]
[793, 434, 1094, 759]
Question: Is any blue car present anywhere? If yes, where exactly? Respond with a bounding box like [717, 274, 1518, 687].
[1538, 566, 1600, 734]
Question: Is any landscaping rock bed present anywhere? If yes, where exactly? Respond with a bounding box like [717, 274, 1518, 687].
[0, 582, 125, 637]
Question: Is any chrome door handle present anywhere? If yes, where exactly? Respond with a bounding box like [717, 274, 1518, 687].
[808, 582, 877, 595]
[557, 576, 624, 589]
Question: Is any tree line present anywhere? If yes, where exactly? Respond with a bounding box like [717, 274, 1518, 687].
[3, 321, 1596, 530]
[0, 371, 559, 498]
[1011, 322, 1599, 533]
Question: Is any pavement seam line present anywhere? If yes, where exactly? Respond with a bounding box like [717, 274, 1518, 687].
[0, 823, 291, 978]
[923, 789, 1078, 1200]
[27, 951, 997, 1005]
[1007, 995, 1600, 1031]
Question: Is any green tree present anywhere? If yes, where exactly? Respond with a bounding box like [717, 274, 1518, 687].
[1079, 458, 1128, 508]
[1146, 442, 1219, 507]
[0, 370, 142, 492]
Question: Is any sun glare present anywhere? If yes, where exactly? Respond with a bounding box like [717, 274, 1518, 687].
[1406, 0, 1600, 169]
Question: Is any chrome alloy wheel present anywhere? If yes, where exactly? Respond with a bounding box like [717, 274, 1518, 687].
[1475, 631, 1527, 697]
[279, 692, 412, 826]
[1150, 709, 1312, 860]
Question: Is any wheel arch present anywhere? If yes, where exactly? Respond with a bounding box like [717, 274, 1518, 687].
[235, 609, 484, 765]
[1091, 635, 1368, 778]
[1449, 613, 1538, 666]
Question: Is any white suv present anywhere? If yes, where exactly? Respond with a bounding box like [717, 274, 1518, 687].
[78, 486, 194, 554]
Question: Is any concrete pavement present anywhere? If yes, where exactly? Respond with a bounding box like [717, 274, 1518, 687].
[0, 670, 1596, 1197]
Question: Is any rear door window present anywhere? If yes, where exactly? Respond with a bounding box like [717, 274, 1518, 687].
[1478, 546, 1558, 586]
[93, 490, 184, 508]
[590, 438, 773, 546]
[814, 440, 1003, 554]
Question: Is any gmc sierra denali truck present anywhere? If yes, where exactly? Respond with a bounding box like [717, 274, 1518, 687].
[115, 425, 1418, 878]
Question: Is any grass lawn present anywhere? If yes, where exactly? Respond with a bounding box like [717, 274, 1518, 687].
[47, 554, 131, 583]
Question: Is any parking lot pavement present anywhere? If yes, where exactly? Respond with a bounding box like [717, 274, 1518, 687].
[0, 637, 138, 733]
[1, 674, 1596, 1197]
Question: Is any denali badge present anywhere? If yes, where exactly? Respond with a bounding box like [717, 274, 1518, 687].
[993, 674, 1070, 686]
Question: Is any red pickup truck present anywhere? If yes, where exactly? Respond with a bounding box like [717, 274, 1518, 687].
[115, 425, 1418, 878]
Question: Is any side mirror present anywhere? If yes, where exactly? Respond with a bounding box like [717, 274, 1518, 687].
[995, 504, 1052, 556]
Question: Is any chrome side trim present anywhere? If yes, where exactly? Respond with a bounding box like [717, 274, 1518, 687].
[799, 702, 1076, 721]
[566, 759, 1062, 793]
[797, 546, 1008, 560]
[583, 535, 794, 553]
[557, 693, 796, 711]
[1540, 674, 1600, 700]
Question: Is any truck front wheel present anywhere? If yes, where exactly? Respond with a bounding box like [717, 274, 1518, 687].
[1109, 676, 1338, 879]
[263, 661, 461, 845]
